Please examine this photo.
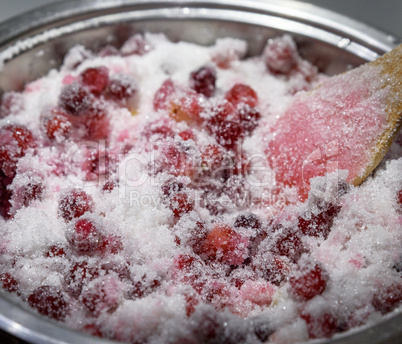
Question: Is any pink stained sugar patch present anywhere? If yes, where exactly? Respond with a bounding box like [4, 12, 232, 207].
[267, 64, 389, 201]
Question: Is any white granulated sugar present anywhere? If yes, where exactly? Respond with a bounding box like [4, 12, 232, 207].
[0, 32, 400, 344]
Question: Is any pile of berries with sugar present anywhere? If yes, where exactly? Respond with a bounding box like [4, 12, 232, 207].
[0, 33, 401, 344]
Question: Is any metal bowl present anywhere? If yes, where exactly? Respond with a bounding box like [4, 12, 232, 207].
[0, 1, 401, 343]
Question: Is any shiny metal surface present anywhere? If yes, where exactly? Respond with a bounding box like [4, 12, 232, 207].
[0, 1, 401, 343]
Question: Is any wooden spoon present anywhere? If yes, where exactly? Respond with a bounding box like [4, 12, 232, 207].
[267, 44, 402, 202]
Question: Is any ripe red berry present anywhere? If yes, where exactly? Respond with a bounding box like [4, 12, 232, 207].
[43, 114, 72, 141]
[59, 82, 92, 116]
[64, 261, 99, 297]
[58, 189, 95, 222]
[179, 129, 195, 141]
[161, 178, 184, 198]
[225, 84, 258, 108]
[98, 234, 123, 255]
[153, 79, 175, 111]
[397, 189, 402, 206]
[67, 218, 103, 255]
[289, 263, 328, 301]
[108, 74, 138, 104]
[160, 144, 194, 177]
[234, 213, 262, 231]
[80, 66, 109, 95]
[120, 34, 152, 56]
[28, 286, 68, 321]
[261, 256, 290, 286]
[0, 170, 13, 218]
[372, 281, 402, 314]
[271, 227, 303, 262]
[300, 310, 338, 339]
[169, 193, 194, 217]
[263, 36, 299, 75]
[11, 178, 44, 213]
[203, 224, 249, 265]
[0, 92, 23, 118]
[298, 205, 341, 239]
[0, 272, 19, 293]
[102, 179, 117, 192]
[0, 125, 36, 178]
[213, 120, 244, 150]
[45, 244, 67, 258]
[174, 254, 197, 271]
[201, 144, 225, 173]
[237, 105, 261, 134]
[190, 66, 216, 97]
[80, 277, 122, 315]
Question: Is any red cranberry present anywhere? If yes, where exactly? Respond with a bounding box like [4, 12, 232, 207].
[397, 189, 402, 206]
[98, 234, 123, 255]
[190, 66, 216, 97]
[101, 260, 131, 280]
[201, 144, 225, 173]
[271, 227, 304, 262]
[191, 310, 222, 341]
[178, 129, 195, 141]
[0, 272, 18, 293]
[120, 34, 152, 56]
[252, 317, 274, 342]
[45, 244, 67, 258]
[205, 101, 236, 131]
[59, 82, 92, 116]
[159, 144, 194, 177]
[127, 277, 160, 299]
[174, 254, 197, 271]
[80, 66, 109, 95]
[0, 92, 23, 118]
[98, 45, 120, 57]
[18, 179, 44, 208]
[225, 84, 258, 108]
[169, 92, 203, 124]
[264, 36, 299, 75]
[213, 120, 244, 150]
[169, 193, 194, 217]
[289, 263, 328, 301]
[82, 105, 110, 140]
[0, 170, 13, 218]
[184, 292, 199, 317]
[238, 105, 261, 134]
[300, 310, 338, 339]
[28, 286, 68, 321]
[161, 178, 184, 198]
[298, 205, 341, 239]
[372, 281, 402, 314]
[153, 79, 175, 111]
[67, 218, 103, 255]
[0, 125, 36, 178]
[203, 224, 248, 265]
[58, 189, 94, 222]
[188, 221, 209, 255]
[82, 323, 103, 337]
[64, 261, 99, 297]
[234, 213, 262, 231]
[143, 119, 175, 140]
[261, 256, 290, 286]
[107, 74, 138, 104]
[102, 179, 117, 192]
[43, 114, 72, 141]
[80, 277, 122, 315]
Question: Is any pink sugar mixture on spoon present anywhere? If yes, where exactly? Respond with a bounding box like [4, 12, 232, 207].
[267, 44, 402, 201]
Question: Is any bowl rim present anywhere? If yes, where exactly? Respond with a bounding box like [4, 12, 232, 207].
[0, 1, 401, 344]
